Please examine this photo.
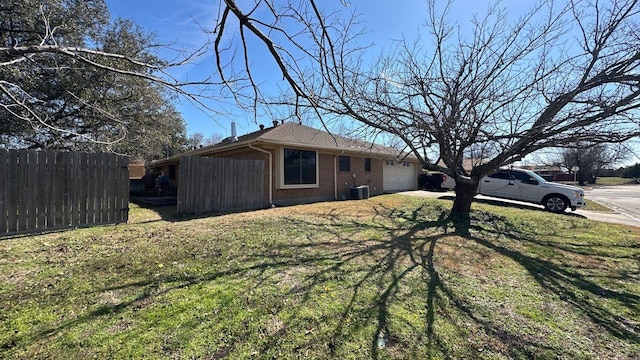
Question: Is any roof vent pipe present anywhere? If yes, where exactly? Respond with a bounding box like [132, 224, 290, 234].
[231, 122, 238, 142]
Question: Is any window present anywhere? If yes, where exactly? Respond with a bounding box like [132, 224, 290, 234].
[386, 160, 395, 166]
[339, 156, 350, 171]
[283, 148, 317, 185]
[487, 171, 511, 180]
[364, 158, 371, 172]
[402, 162, 411, 167]
[512, 171, 537, 184]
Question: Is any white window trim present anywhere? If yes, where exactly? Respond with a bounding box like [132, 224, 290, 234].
[276, 147, 320, 189]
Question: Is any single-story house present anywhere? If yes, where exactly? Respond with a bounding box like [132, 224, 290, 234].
[129, 160, 147, 195]
[150, 122, 421, 207]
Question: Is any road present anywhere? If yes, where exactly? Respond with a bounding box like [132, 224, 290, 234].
[581, 185, 640, 227]
[400, 184, 640, 228]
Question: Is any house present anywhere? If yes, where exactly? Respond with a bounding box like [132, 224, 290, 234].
[519, 163, 569, 181]
[435, 158, 488, 172]
[149, 122, 421, 207]
[129, 160, 147, 195]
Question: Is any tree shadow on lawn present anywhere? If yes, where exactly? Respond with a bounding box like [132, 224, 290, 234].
[11, 203, 639, 358]
[243, 205, 638, 358]
[253, 205, 637, 358]
[304, 208, 640, 358]
[461, 217, 640, 341]
[129, 200, 271, 224]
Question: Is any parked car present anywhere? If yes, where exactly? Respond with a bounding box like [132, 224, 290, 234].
[477, 168, 585, 213]
[418, 171, 455, 191]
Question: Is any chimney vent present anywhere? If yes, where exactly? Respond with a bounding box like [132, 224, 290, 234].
[231, 122, 238, 142]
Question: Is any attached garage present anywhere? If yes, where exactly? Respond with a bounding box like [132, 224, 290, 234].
[383, 160, 418, 192]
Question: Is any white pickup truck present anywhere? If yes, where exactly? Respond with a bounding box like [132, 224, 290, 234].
[477, 168, 586, 213]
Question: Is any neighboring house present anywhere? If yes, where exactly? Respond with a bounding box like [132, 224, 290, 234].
[149, 122, 421, 207]
[129, 160, 147, 195]
[436, 158, 488, 173]
[520, 164, 569, 181]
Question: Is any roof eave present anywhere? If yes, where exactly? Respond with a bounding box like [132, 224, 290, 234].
[149, 139, 259, 167]
[149, 136, 419, 168]
[254, 139, 418, 161]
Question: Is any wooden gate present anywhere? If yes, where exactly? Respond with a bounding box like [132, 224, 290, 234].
[178, 156, 264, 214]
[0, 150, 129, 236]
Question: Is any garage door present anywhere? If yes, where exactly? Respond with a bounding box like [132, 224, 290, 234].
[383, 160, 416, 192]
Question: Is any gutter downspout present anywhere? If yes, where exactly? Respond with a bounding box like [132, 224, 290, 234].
[249, 144, 273, 207]
[334, 155, 338, 200]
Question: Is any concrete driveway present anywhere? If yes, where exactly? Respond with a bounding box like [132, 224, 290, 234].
[400, 185, 640, 228]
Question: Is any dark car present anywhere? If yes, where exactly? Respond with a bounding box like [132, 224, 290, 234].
[418, 171, 454, 191]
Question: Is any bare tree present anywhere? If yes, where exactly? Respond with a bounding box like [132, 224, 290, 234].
[213, 0, 640, 216]
[186, 132, 224, 149]
[558, 143, 630, 184]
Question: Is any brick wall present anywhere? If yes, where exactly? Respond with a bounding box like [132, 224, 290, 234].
[334, 156, 383, 200]
[273, 153, 335, 205]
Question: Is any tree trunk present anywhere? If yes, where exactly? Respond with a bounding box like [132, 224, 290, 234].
[577, 171, 586, 186]
[450, 180, 480, 217]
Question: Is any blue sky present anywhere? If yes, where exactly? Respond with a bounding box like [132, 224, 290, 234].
[104, 0, 498, 138]
[103, 1, 640, 166]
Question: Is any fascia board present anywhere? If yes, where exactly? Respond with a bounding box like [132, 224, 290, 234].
[254, 139, 417, 161]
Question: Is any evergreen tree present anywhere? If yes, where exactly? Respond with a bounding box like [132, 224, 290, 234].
[0, 0, 189, 160]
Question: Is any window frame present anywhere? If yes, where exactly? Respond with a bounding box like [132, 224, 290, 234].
[279, 147, 319, 189]
[364, 157, 371, 172]
[338, 155, 350, 172]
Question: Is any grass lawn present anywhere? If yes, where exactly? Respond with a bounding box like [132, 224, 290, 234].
[1, 195, 639, 359]
[595, 177, 638, 186]
[582, 199, 614, 212]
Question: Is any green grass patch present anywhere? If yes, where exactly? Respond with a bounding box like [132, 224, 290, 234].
[1, 196, 639, 359]
[583, 200, 614, 212]
[596, 177, 638, 186]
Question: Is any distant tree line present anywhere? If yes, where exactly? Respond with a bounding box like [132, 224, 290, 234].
[599, 164, 640, 179]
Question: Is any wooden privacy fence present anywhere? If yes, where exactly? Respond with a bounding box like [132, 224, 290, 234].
[0, 150, 129, 236]
[178, 156, 264, 214]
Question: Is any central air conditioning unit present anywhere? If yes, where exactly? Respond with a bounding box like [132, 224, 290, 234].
[350, 185, 370, 200]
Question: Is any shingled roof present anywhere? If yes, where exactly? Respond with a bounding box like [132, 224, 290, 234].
[152, 122, 415, 166]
